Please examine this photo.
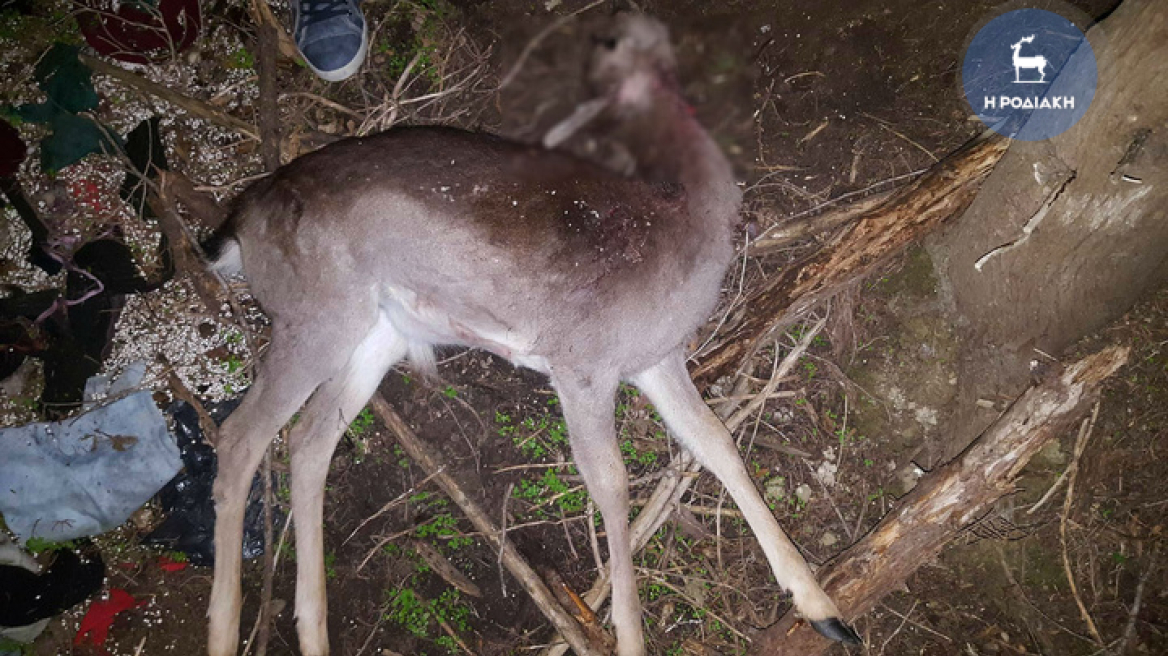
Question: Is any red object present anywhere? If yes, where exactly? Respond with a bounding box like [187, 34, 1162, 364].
[68, 177, 109, 215]
[157, 555, 188, 572]
[73, 588, 145, 650]
[75, 0, 202, 64]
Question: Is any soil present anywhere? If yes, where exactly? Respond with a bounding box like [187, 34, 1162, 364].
[2, 0, 1164, 655]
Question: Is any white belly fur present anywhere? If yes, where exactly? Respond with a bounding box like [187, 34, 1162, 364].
[381, 285, 551, 376]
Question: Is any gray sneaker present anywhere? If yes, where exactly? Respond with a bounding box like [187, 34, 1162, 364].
[293, 0, 368, 82]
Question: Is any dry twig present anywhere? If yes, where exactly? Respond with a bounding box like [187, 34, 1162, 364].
[496, 0, 607, 90]
[344, 468, 445, 544]
[1061, 401, 1106, 648]
[1116, 542, 1160, 655]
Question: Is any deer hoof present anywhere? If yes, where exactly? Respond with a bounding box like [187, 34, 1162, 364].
[810, 617, 863, 644]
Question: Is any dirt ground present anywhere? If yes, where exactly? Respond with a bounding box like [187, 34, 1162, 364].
[1, 0, 1164, 655]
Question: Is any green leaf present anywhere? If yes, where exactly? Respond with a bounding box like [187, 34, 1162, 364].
[35, 43, 98, 114]
[38, 110, 120, 174]
[12, 102, 56, 124]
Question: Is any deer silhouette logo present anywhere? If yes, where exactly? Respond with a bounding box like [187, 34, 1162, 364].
[1011, 35, 1048, 83]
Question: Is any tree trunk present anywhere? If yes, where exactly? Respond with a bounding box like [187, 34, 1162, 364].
[754, 0, 1164, 651]
[928, 0, 1168, 456]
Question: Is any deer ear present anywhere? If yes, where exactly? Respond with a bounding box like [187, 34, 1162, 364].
[543, 97, 611, 148]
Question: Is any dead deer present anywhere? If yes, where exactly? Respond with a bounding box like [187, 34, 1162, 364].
[205, 14, 860, 656]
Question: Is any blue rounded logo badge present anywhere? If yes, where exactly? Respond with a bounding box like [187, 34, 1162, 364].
[963, 9, 1097, 141]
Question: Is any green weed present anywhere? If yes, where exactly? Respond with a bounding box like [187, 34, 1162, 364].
[516, 468, 587, 514]
[349, 407, 375, 436]
[24, 537, 76, 554]
[384, 587, 471, 653]
[226, 46, 254, 69]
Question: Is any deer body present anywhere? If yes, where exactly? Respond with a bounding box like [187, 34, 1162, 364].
[229, 127, 733, 379]
[207, 16, 857, 656]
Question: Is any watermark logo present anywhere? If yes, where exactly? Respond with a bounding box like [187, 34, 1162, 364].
[963, 9, 1097, 141]
[1011, 36, 1047, 83]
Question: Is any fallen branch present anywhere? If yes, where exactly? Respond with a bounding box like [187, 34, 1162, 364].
[249, 0, 301, 62]
[252, 0, 282, 171]
[369, 394, 608, 656]
[79, 52, 260, 140]
[747, 191, 890, 256]
[149, 175, 226, 313]
[693, 132, 1009, 387]
[750, 345, 1130, 655]
[1117, 542, 1160, 656]
[249, 19, 283, 652]
[411, 539, 483, 599]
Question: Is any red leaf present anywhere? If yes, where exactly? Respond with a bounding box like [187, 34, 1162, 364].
[157, 555, 188, 572]
[73, 588, 145, 649]
[75, 0, 202, 65]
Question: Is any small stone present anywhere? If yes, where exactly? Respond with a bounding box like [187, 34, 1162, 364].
[815, 460, 838, 487]
[795, 483, 812, 504]
[764, 476, 786, 502]
[820, 531, 839, 547]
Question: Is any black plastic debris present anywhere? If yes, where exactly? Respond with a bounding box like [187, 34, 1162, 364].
[0, 541, 105, 630]
[144, 400, 278, 566]
[0, 116, 174, 418]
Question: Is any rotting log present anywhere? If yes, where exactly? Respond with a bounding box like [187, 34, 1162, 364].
[750, 345, 1130, 656]
[692, 132, 1009, 388]
[369, 393, 609, 656]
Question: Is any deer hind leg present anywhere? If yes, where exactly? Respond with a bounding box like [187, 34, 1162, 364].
[552, 372, 645, 656]
[630, 352, 861, 644]
[208, 318, 371, 656]
[286, 313, 410, 656]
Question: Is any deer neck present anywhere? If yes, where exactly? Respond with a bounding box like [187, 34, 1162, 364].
[621, 89, 742, 241]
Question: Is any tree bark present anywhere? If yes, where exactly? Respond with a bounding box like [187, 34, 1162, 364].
[751, 346, 1129, 655]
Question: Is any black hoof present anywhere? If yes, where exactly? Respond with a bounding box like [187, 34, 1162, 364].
[810, 617, 863, 644]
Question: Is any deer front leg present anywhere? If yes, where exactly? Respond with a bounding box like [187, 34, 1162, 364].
[631, 352, 861, 645]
